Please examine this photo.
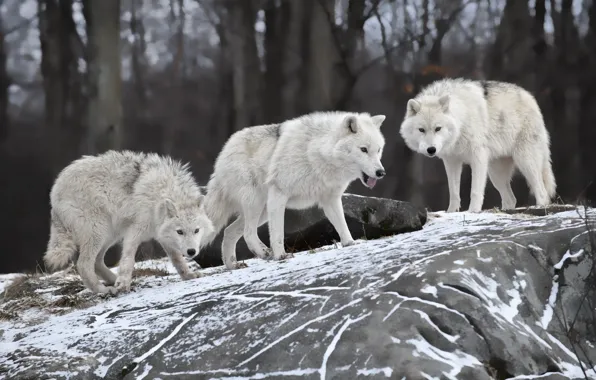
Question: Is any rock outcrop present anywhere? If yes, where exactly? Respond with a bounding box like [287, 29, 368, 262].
[1, 206, 595, 380]
[196, 192, 428, 268]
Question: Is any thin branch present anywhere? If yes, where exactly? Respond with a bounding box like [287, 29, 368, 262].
[2, 12, 40, 37]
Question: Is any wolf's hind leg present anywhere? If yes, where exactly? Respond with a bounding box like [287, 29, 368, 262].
[77, 238, 113, 294]
[267, 187, 291, 261]
[222, 215, 247, 269]
[513, 146, 549, 206]
[488, 157, 517, 210]
[95, 244, 117, 285]
[242, 200, 270, 259]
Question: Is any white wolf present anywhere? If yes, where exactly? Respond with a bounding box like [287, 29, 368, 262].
[44, 150, 214, 294]
[399, 78, 556, 212]
[200, 111, 387, 270]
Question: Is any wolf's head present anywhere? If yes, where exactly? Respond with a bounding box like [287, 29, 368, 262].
[399, 95, 460, 158]
[154, 197, 214, 260]
[334, 113, 387, 189]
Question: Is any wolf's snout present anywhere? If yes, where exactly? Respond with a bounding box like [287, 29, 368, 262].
[375, 169, 386, 178]
[427, 147, 436, 155]
[187, 248, 196, 256]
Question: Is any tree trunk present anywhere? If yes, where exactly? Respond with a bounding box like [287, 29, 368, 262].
[163, 0, 186, 154]
[346, 0, 365, 63]
[83, 0, 123, 154]
[578, 0, 596, 202]
[281, 0, 307, 116]
[0, 9, 9, 143]
[130, 0, 147, 105]
[263, 0, 289, 122]
[305, 0, 341, 111]
[224, 0, 262, 132]
[548, 0, 581, 201]
[486, 0, 533, 83]
[38, 0, 83, 172]
[210, 4, 234, 153]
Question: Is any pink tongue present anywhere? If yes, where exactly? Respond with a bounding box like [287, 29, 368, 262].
[366, 177, 377, 188]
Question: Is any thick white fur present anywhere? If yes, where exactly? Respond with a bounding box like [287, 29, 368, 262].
[44, 150, 214, 294]
[400, 78, 556, 212]
[201, 111, 387, 269]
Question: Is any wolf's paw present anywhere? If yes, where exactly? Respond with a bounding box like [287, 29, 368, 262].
[224, 261, 248, 270]
[113, 277, 132, 294]
[252, 246, 271, 259]
[96, 284, 116, 295]
[181, 271, 202, 280]
[341, 239, 357, 247]
[273, 252, 294, 261]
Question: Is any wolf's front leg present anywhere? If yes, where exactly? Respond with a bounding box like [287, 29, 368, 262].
[443, 158, 463, 212]
[322, 195, 355, 247]
[468, 152, 489, 213]
[267, 186, 291, 261]
[165, 246, 202, 280]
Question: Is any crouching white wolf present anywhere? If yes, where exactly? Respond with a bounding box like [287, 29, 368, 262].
[44, 150, 214, 294]
[400, 78, 556, 212]
[201, 111, 387, 270]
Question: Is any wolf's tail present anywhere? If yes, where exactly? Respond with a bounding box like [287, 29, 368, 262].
[44, 211, 77, 271]
[200, 179, 236, 248]
[543, 155, 557, 200]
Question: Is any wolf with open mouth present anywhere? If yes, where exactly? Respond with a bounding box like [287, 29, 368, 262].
[199, 111, 387, 270]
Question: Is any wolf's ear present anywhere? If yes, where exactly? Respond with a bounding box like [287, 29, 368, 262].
[157, 198, 178, 221]
[197, 194, 205, 206]
[344, 115, 358, 133]
[406, 99, 421, 116]
[371, 115, 386, 128]
[438, 95, 450, 112]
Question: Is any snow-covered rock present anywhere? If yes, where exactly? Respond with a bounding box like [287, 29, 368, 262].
[1, 206, 595, 379]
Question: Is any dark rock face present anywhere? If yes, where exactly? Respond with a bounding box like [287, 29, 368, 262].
[1, 207, 596, 380]
[195, 192, 428, 268]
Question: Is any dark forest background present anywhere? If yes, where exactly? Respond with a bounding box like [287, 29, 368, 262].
[1, 0, 595, 274]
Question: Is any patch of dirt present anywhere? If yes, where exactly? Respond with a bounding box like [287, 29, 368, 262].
[0, 260, 188, 323]
[133, 267, 170, 278]
[0, 271, 101, 321]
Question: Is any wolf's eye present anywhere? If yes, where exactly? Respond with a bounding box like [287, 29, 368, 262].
[176, 229, 184, 235]
[194, 228, 199, 234]
[418, 128, 425, 133]
[435, 127, 442, 132]
[360, 147, 368, 153]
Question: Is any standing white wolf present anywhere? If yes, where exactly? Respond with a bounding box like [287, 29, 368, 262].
[44, 150, 214, 294]
[399, 78, 556, 212]
[200, 111, 387, 270]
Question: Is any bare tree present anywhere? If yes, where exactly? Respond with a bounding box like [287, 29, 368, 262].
[579, 0, 596, 201]
[548, 0, 582, 200]
[263, 0, 289, 122]
[0, 2, 9, 143]
[83, 0, 123, 154]
[130, 0, 147, 105]
[486, 0, 533, 82]
[38, 0, 84, 172]
[222, 0, 262, 132]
